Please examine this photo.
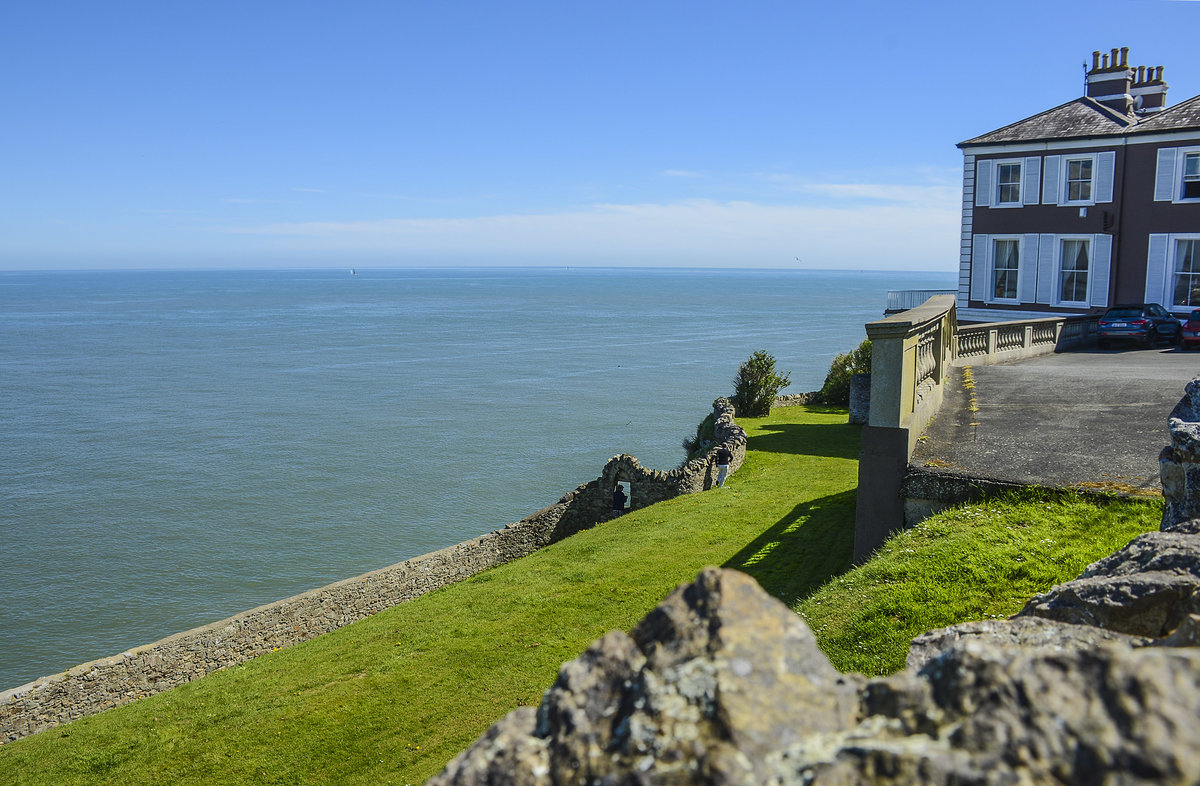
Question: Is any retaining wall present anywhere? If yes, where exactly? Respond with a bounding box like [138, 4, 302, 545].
[0, 399, 747, 743]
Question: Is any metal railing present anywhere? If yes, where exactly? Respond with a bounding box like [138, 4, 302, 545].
[885, 289, 957, 314]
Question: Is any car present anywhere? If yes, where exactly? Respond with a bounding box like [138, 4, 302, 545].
[1181, 309, 1200, 351]
[1096, 303, 1182, 349]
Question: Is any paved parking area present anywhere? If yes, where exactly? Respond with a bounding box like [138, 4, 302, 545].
[911, 346, 1200, 492]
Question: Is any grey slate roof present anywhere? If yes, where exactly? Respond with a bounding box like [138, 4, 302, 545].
[1130, 94, 1200, 135]
[959, 93, 1200, 148]
[958, 98, 1134, 147]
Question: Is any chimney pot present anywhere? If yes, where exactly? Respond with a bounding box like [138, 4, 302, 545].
[1111, 48, 1119, 66]
[1102, 53, 1110, 69]
[1120, 47, 1129, 67]
[1137, 65, 1146, 83]
[1092, 51, 1101, 70]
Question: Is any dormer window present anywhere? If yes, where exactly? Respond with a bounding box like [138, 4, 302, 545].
[997, 162, 1022, 204]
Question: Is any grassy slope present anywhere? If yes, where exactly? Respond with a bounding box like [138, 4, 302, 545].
[0, 406, 1162, 785]
[798, 492, 1162, 675]
[2, 406, 860, 785]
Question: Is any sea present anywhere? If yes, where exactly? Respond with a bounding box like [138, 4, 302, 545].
[0, 267, 953, 689]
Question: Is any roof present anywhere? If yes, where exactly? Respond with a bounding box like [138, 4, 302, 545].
[959, 94, 1200, 148]
[958, 98, 1134, 147]
[1129, 94, 1200, 135]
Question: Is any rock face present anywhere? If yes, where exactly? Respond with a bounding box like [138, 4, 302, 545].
[432, 554, 1200, 784]
[430, 568, 862, 786]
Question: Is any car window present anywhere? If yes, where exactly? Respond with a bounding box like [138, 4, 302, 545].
[1105, 309, 1141, 318]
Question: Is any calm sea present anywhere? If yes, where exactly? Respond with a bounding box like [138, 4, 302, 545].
[0, 267, 951, 689]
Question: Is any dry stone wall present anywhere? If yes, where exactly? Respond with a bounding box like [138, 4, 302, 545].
[432, 537, 1200, 785]
[0, 399, 747, 744]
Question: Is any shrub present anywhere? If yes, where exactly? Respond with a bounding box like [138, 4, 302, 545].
[682, 413, 716, 461]
[732, 350, 791, 417]
[815, 338, 871, 406]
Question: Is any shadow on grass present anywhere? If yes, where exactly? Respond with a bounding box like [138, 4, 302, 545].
[722, 488, 857, 605]
[748, 422, 862, 460]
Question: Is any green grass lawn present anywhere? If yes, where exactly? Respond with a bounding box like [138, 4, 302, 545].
[0, 405, 1162, 785]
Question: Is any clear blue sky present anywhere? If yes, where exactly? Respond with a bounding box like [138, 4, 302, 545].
[4, 0, 1198, 271]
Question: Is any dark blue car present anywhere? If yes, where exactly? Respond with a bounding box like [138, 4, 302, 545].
[1097, 303, 1182, 349]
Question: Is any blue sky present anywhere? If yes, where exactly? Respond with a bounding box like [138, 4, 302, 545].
[4, 0, 1199, 271]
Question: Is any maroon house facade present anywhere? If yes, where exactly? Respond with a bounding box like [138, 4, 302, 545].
[957, 47, 1200, 323]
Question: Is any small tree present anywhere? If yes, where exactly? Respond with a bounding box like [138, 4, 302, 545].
[815, 338, 872, 406]
[732, 350, 791, 417]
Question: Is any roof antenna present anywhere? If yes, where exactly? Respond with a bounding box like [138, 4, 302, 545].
[1082, 61, 1089, 95]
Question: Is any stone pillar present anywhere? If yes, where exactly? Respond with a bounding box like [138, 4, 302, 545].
[853, 425, 909, 564]
[1162, 376, 1200, 530]
[848, 374, 871, 425]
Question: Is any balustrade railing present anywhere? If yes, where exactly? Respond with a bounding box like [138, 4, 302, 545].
[953, 315, 1097, 365]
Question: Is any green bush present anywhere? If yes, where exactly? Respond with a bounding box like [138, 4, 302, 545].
[732, 350, 791, 417]
[681, 413, 716, 461]
[815, 339, 871, 406]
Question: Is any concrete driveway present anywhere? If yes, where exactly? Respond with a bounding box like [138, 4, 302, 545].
[911, 345, 1200, 492]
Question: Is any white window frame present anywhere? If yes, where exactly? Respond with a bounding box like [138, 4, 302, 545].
[1061, 155, 1097, 206]
[1146, 233, 1200, 312]
[1155, 147, 1200, 204]
[1172, 235, 1200, 309]
[1182, 152, 1200, 202]
[1054, 235, 1092, 306]
[994, 159, 1023, 206]
[990, 235, 1023, 303]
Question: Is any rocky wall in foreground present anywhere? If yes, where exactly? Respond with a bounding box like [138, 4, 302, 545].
[0, 399, 747, 744]
[432, 537, 1200, 784]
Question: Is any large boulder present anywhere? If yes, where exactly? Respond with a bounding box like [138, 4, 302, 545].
[429, 566, 1200, 785]
[429, 568, 861, 785]
[1016, 531, 1200, 637]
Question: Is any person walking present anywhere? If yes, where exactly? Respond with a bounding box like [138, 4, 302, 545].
[714, 445, 733, 487]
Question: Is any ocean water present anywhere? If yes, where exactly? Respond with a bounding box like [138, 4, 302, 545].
[0, 267, 952, 689]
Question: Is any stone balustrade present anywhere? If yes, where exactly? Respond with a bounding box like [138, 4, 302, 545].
[855, 298, 1098, 563]
[955, 314, 1098, 365]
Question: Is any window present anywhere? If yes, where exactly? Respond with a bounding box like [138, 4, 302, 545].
[1065, 158, 1093, 203]
[1184, 154, 1200, 200]
[993, 239, 1019, 300]
[1174, 239, 1200, 308]
[1154, 147, 1200, 203]
[997, 163, 1021, 204]
[1059, 239, 1090, 304]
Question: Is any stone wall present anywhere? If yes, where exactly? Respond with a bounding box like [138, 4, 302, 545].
[432, 528, 1200, 785]
[0, 399, 747, 744]
[1161, 376, 1200, 528]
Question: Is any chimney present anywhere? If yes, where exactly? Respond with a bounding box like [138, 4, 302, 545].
[1132, 62, 1169, 116]
[1086, 45, 1136, 116]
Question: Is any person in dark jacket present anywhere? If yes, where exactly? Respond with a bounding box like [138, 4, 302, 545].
[612, 484, 628, 515]
[714, 445, 733, 487]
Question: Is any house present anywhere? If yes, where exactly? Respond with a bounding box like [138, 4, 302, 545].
[957, 47, 1200, 323]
